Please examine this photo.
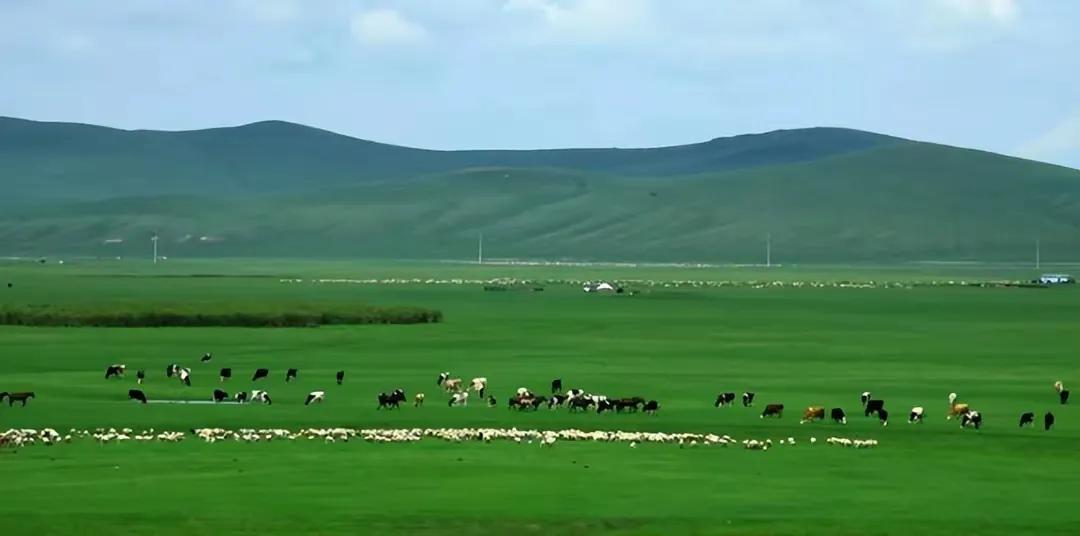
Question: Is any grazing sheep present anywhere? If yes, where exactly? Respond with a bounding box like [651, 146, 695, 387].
[908, 406, 924, 424]
[219, 368, 232, 382]
[105, 364, 126, 379]
[252, 368, 269, 381]
[414, 393, 425, 407]
[128, 389, 147, 404]
[1019, 412, 1035, 427]
[336, 370, 345, 385]
[1044, 412, 1055, 431]
[304, 391, 325, 406]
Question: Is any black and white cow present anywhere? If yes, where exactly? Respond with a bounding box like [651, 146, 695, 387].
[568, 397, 595, 412]
[201, 352, 212, 363]
[285, 368, 298, 382]
[864, 399, 885, 417]
[336, 370, 345, 385]
[909, 406, 925, 424]
[742, 392, 755, 407]
[251, 390, 272, 405]
[213, 389, 229, 403]
[548, 394, 569, 408]
[252, 368, 269, 381]
[136, 369, 145, 385]
[128, 389, 147, 404]
[220, 368, 232, 382]
[1044, 412, 1055, 431]
[860, 391, 872, 407]
[449, 392, 469, 407]
[551, 378, 562, 394]
[234, 391, 248, 403]
[1019, 412, 1035, 427]
[377, 389, 406, 409]
[304, 391, 325, 406]
[178, 367, 191, 387]
[961, 411, 982, 429]
[105, 364, 126, 379]
[596, 399, 616, 413]
[166, 364, 179, 378]
[877, 408, 889, 427]
[486, 395, 497, 407]
[644, 400, 659, 414]
[714, 392, 736, 407]
[830, 407, 847, 424]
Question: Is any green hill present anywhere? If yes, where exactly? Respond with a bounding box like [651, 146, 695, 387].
[2, 116, 1079, 262]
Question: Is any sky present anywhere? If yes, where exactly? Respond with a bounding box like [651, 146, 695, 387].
[1, 0, 1079, 168]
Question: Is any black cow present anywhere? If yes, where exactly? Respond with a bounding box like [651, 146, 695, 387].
[742, 392, 755, 407]
[286, 368, 298, 382]
[761, 403, 784, 418]
[878, 408, 889, 427]
[714, 392, 736, 407]
[136, 369, 145, 385]
[220, 368, 232, 382]
[105, 364, 126, 379]
[336, 371, 345, 385]
[128, 389, 147, 404]
[644, 400, 659, 414]
[569, 397, 595, 412]
[377, 389, 406, 409]
[235, 391, 248, 403]
[551, 378, 562, 394]
[1, 392, 34, 406]
[864, 399, 885, 417]
[213, 389, 229, 403]
[1019, 412, 1035, 427]
[1061, 390, 1071, 405]
[201, 352, 212, 363]
[961, 411, 982, 429]
[252, 368, 269, 381]
[1045, 412, 1055, 431]
[614, 397, 645, 412]
[596, 399, 616, 413]
[831, 408, 847, 424]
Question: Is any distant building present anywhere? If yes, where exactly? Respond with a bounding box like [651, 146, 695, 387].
[1040, 274, 1074, 284]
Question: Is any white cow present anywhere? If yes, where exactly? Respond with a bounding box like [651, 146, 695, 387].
[304, 391, 326, 406]
[449, 392, 469, 407]
[470, 377, 488, 397]
[908, 406, 924, 424]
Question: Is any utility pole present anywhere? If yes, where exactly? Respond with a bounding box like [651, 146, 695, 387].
[478, 232, 483, 265]
[152, 233, 159, 264]
[766, 233, 772, 268]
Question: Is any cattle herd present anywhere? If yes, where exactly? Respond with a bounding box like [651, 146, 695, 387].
[1, 357, 1071, 441]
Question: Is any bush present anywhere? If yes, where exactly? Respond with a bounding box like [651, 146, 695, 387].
[0, 305, 442, 328]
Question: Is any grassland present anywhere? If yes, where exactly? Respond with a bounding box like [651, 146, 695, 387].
[1, 259, 1078, 535]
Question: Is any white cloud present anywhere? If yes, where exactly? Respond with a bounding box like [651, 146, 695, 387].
[235, 0, 300, 23]
[350, 9, 427, 46]
[1018, 113, 1080, 166]
[503, 0, 652, 42]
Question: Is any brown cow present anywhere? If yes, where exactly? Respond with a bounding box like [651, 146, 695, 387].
[947, 403, 970, 420]
[800, 406, 825, 424]
[761, 403, 784, 418]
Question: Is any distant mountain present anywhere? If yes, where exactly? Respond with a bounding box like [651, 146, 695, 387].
[2, 116, 1079, 262]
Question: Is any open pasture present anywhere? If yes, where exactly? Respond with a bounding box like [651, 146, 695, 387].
[1, 260, 1078, 535]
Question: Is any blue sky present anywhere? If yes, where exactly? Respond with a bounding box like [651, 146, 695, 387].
[2, 0, 1078, 168]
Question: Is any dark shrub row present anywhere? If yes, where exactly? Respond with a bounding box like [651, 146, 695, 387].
[0, 307, 442, 327]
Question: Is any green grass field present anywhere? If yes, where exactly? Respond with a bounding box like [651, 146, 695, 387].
[2, 259, 1078, 535]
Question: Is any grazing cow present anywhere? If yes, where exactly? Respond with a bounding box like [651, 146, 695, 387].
[336, 371, 345, 385]
[909, 406, 925, 424]
[304, 391, 325, 406]
[286, 369, 298, 383]
[201, 352, 212, 363]
[437, 372, 463, 392]
[801, 406, 826, 424]
[742, 392, 755, 407]
[947, 403, 970, 420]
[569, 397, 595, 412]
[864, 399, 885, 417]
[470, 377, 488, 398]
[548, 394, 569, 409]
[136, 369, 145, 385]
[551, 378, 562, 394]
[487, 395, 497, 407]
[1044, 412, 1055, 431]
[251, 390, 272, 405]
[830, 407, 847, 424]
[1062, 390, 1071, 405]
[714, 392, 736, 407]
[127, 389, 147, 404]
[860, 391, 872, 407]
[414, 393, 425, 407]
[449, 392, 469, 407]
[528, 396, 549, 411]
[644, 400, 659, 414]
[878, 408, 889, 427]
[1019, 412, 1035, 427]
[220, 368, 232, 382]
[596, 399, 616, 413]
[252, 368, 269, 381]
[178, 368, 191, 387]
[235, 391, 248, 403]
[614, 397, 645, 412]
[761, 404, 784, 418]
[2, 392, 34, 406]
[213, 389, 229, 403]
[961, 410, 982, 429]
[105, 364, 126, 379]
[166, 364, 179, 378]
[377, 389, 406, 409]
